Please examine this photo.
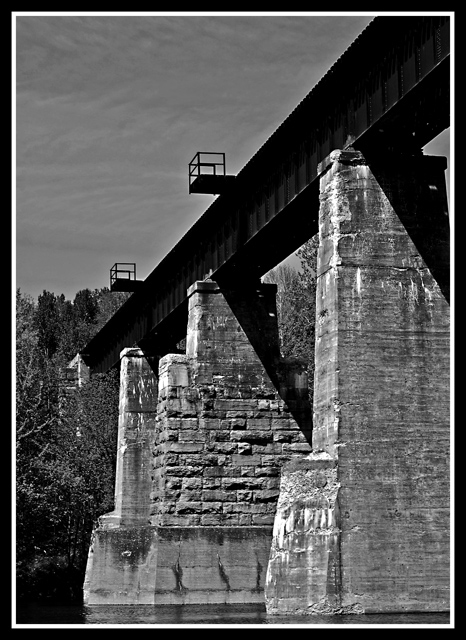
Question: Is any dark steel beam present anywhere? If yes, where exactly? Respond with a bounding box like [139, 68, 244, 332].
[82, 15, 450, 373]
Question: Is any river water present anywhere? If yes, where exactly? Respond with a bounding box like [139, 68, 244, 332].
[15, 603, 451, 627]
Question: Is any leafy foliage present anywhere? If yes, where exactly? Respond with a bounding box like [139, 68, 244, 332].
[263, 233, 319, 400]
[15, 287, 127, 602]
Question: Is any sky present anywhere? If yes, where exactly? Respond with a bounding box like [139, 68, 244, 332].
[14, 12, 451, 301]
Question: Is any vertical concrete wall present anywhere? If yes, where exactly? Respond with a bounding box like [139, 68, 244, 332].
[266, 150, 450, 614]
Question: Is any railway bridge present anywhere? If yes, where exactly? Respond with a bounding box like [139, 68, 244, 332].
[77, 16, 450, 614]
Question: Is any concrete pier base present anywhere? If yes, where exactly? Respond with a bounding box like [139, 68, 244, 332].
[265, 455, 347, 615]
[84, 525, 272, 605]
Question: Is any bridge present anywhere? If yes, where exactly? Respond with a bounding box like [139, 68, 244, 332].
[78, 15, 451, 614]
[80, 15, 450, 374]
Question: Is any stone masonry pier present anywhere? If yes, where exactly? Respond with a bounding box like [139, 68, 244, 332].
[84, 281, 312, 604]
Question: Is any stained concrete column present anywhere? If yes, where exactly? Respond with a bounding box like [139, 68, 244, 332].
[314, 150, 450, 459]
[266, 149, 450, 614]
[317, 150, 450, 613]
[100, 347, 158, 527]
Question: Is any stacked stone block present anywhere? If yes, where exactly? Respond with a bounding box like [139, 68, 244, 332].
[150, 281, 311, 528]
[83, 279, 312, 604]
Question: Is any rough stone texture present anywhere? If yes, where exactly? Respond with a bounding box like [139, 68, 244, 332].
[150, 282, 311, 528]
[265, 150, 450, 614]
[84, 282, 311, 604]
[218, 284, 313, 439]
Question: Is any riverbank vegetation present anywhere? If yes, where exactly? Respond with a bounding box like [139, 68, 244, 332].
[15, 287, 128, 602]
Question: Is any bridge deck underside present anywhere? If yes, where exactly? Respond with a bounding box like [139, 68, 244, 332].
[81, 16, 450, 374]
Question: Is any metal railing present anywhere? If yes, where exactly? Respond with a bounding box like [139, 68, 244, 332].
[110, 263, 137, 290]
[189, 152, 226, 193]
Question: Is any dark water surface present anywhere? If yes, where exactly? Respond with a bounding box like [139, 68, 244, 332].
[15, 603, 451, 627]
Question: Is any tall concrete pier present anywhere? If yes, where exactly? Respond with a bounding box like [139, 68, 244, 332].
[265, 150, 450, 614]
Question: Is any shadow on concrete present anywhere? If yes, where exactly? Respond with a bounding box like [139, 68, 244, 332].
[362, 150, 450, 303]
[218, 282, 313, 445]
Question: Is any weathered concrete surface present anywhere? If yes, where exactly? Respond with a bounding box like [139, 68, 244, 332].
[84, 526, 271, 605]
[84, 282, 311, 604]
[100, 348, 158, 528]
[265, 150, 450, 614]
[265, 454, 350, 615]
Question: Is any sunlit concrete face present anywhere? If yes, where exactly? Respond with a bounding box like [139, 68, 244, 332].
[265, 149, 450, 615]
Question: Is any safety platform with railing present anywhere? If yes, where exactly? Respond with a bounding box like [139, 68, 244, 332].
[188, 152, 235, 195]
[110, 263, 144, 292]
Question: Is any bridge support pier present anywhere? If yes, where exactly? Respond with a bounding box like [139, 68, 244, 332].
[83, 281, 311, 604]
[265, 149, 450, 614]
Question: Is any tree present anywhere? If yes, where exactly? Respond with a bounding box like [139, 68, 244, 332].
[73, 289, 98, 325]
[262, 233, 319, 401]
[16, 365, 120, 602]
[69, 289, 99, 355]
[39, 370, 119, 590]
[55, 295, 76, 363]
[16, 289, 61, 461]
[35, 291, 61, 362]
[93, 287, 131, 333]
[296, 233, 319, 293]
[16, 289, 63, 598]
[15, 287, 122, 602]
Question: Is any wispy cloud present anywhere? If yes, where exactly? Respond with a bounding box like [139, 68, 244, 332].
[15, 14, 375, 299]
